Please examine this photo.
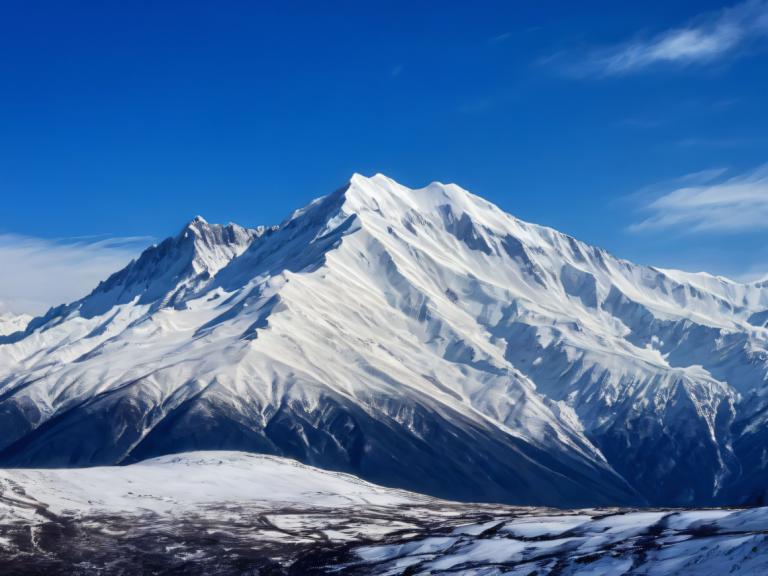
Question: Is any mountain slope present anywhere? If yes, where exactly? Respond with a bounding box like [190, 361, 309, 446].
[0, 174, 767, 506]
[4, 451, 767, 575]
[0, 310, 29, 337]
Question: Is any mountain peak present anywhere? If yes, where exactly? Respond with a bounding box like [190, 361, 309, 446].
[66, 218, 261, 317]
[0, 309, 30, 336]
[349, 172, 391, 184]
[346, 172, 498, 211]
[184, 215, 209, 228]
[345, 172, 453, 208]
[340, 173, 521, 252]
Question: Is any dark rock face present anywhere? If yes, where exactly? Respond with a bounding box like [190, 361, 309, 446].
[0, 388, 638, 507]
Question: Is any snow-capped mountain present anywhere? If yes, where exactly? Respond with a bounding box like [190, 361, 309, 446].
[1, 174, 767, 507]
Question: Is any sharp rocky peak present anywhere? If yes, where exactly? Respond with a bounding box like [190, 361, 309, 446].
[56, 217, 265, 318]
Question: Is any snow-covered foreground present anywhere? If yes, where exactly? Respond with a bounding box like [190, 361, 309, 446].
[0, 451, 420, 519]
[0, 452, 766, 575]
[347, 508, 768, 575]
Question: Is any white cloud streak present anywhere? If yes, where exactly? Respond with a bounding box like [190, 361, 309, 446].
[575, 0, 768, 76]
[0, 234, 150, 315]
[629, 164, 768, 233]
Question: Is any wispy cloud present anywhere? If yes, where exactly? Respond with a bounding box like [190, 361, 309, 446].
[629, 164, 768, 233]
[0, 234, 150, 315]
[733, 263, 768, 282]
[489, 31, 513, 44]
[675, 136, 766, 149]
[568, 0, 768, 76]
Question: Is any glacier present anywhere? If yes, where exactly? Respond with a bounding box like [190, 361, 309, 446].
[1, 174, 768, 508]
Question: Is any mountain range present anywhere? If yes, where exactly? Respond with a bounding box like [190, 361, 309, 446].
[1, 173, 767, 507]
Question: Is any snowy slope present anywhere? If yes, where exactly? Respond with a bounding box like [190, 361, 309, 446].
[1, 451, 766, 575]
[0, 310, 29, 337]
[0, 314, 28, 337]
[0, 451, 422, 522]
[345, 506, 768, 575]
[1, 174, 767, 506]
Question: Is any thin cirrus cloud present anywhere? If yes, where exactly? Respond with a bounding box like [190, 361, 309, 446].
[0, 234, 150, 315]
[569, 0, 768, 76]
[629, 164, 768, 233]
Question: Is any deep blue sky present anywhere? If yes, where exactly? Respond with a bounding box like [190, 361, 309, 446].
[1, 1, 768, 312]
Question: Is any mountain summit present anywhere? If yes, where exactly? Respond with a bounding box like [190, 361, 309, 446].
[1, 174, 767, 507]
